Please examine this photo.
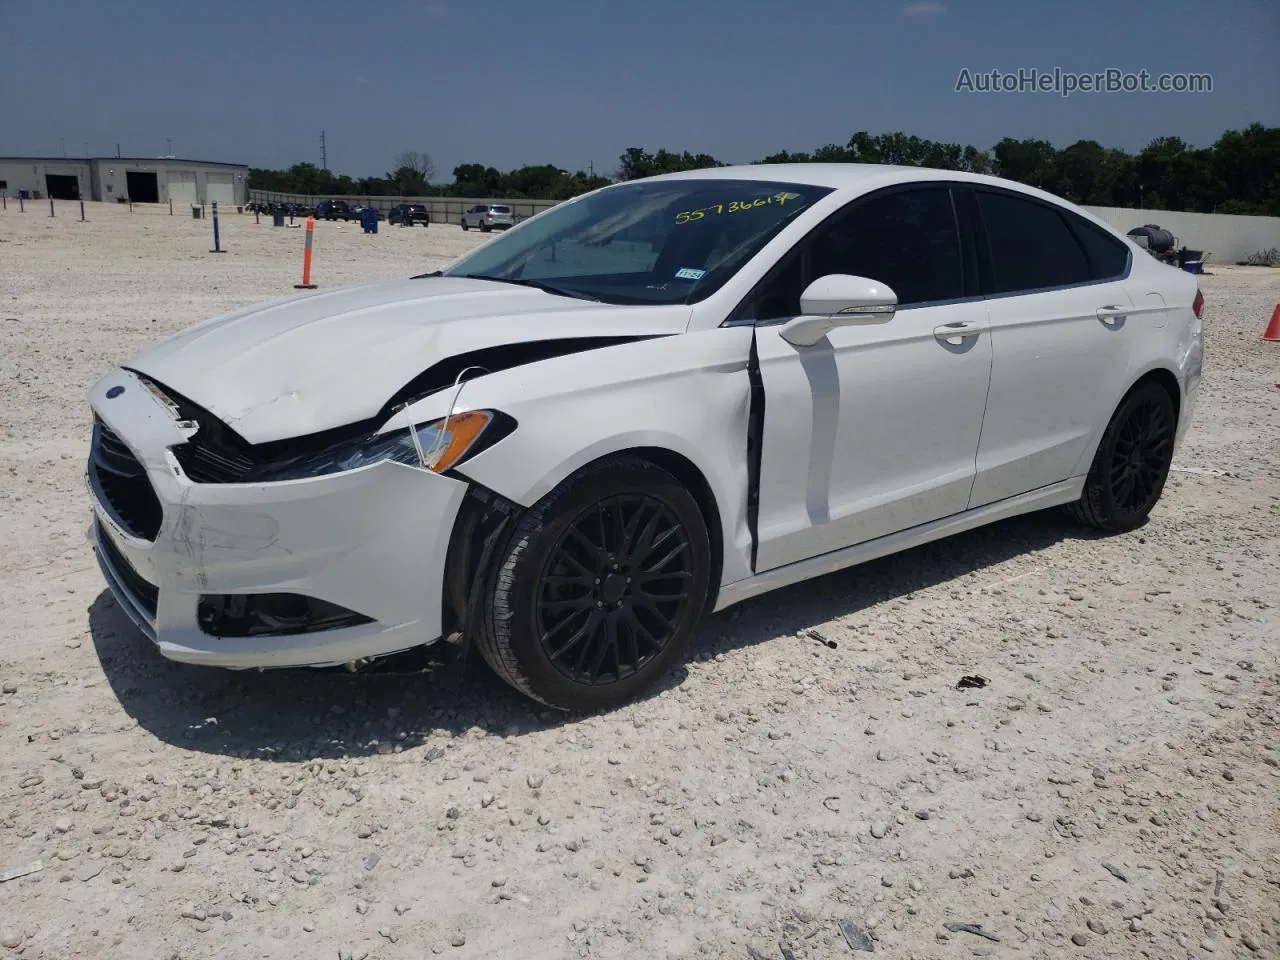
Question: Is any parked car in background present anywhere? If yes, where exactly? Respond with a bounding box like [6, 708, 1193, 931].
[85, 163, 1203, 712]
[389, 203, 430, 226]
[461, 203, 515, 231]
[316, 199, 353, 221]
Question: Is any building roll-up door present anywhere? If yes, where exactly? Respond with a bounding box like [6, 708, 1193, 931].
[167, 170, 197, 206]
[205, 173, 235, 207]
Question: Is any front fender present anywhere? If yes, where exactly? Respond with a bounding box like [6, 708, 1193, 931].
[387, 328, 757, 586]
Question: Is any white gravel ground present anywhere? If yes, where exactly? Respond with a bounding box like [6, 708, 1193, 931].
[0, 201, 1277, 960]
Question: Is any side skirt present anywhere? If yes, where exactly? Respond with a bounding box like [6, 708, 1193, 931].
[712, 476, 1084, 612]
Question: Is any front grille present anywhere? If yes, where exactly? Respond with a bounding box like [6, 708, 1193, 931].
[95, 520, 158, 619]
[90, 418, 163, 540]
[172, 428, 257, 483]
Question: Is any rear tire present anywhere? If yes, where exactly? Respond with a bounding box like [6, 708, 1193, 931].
[1064, 380, 1176, 532]
[473, 457, 711, 712]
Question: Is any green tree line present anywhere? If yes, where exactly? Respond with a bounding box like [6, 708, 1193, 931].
[249, 123, 1279, 215]
[248, 159, 611, 202]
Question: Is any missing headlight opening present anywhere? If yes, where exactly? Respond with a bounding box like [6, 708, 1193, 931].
[197, 593, 374, 638]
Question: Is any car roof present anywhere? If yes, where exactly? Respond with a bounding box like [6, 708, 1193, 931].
[639, 162, 1079, 208]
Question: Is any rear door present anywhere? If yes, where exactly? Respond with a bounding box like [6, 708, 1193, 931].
[966, 187, 1137, 507]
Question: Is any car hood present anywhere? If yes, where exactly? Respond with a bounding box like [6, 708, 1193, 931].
[126, 276, 691, 444]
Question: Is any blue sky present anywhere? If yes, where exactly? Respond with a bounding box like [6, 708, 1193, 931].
[2, 0, 1276, 178]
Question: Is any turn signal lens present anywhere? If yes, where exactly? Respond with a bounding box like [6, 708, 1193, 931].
[411, 410, 494, 473]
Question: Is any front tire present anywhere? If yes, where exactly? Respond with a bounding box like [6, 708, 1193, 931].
[1065, 380, 1176, 532]
[474, 457, 711, 712]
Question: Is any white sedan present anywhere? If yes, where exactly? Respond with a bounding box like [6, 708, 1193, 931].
[87, 164, 1204, 711]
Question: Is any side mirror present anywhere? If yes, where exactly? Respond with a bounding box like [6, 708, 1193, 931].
[779, 274, 898, 347]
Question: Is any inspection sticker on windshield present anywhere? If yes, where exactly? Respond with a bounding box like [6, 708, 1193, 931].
[674, 267, 706, 281]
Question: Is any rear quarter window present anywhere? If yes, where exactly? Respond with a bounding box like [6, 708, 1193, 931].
[1062, 211, 1130, 280]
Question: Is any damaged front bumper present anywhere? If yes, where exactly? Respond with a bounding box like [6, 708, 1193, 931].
[86, 369, 470, 669]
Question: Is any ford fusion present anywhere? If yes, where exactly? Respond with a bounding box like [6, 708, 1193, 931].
[87, 164, 1204, 710]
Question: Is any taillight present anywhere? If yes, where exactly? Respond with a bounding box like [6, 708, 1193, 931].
[1192, 289, 1204, 319]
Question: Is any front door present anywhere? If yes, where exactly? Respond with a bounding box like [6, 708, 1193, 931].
[738, 185, 994, 572]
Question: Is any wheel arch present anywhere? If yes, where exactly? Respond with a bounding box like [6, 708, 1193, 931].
[1070, 364, 1183, 478]
[451, 444, 726, 621]
[1131, 366, 1182, 424]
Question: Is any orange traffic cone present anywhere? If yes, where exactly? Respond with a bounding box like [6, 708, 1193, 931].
[1264, 304, 1280, 342]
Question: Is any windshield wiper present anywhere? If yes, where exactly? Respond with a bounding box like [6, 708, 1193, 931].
[411, 270, 443, 278]
[454, 274, 601, 302]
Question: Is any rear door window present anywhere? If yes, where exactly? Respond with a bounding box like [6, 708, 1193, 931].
[976, 190, 1091, 293]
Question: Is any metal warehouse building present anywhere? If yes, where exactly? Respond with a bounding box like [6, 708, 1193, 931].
[0, 156, 249, 206]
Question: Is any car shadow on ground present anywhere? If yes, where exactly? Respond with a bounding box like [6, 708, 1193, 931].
[88, 509, 1103, 761]
[694, 509, 1103, 662]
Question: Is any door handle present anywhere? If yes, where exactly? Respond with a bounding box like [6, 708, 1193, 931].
[933, 321, 982, 341]
[1097, 305, 1128, 323]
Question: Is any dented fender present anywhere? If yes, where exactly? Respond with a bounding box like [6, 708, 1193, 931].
[383, 327, 758, 586]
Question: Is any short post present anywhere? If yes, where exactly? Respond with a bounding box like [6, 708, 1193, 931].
[210, 200, 224, 253]
[18, 195, 23, 213]
[50, 198, 55, 217]
[129, 199, 133, 213]
[294, 215, 318, 289]
[1, 193, 6, 210]
[80, 200, 85, 221]
[254, 207, 260, 225]
[169, 198, 173, 216]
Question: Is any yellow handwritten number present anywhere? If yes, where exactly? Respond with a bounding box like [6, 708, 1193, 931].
[675, 193, 799, 223]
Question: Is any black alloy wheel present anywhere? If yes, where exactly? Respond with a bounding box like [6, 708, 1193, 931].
[536, 493, 694, 686]
[474, 457, 711, 711]
[1066, 380, 1177, 532]
[1108, 393, 1173, 515]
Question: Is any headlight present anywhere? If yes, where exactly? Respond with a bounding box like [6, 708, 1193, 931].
[261, 410, 496, 481]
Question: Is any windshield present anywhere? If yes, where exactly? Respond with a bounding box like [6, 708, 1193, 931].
[442, 178, 833, 306]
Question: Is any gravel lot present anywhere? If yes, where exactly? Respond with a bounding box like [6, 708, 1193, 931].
[1, 201, 1277, 960]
